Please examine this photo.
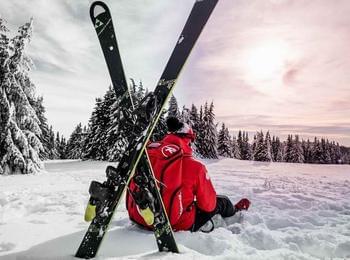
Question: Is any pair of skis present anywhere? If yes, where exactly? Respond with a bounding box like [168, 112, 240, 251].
[76, 0, 218, 258]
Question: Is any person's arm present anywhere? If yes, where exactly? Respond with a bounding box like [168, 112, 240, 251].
[195, 166, 216, 212]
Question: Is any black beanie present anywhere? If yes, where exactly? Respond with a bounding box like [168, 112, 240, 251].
[166, 117, 184, 132]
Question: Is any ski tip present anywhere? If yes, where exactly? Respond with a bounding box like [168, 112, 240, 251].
[90, 1, 110, 20]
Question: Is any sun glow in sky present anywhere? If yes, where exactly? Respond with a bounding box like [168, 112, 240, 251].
[1, 0, 350, 146]
[242, 40, 292, 92]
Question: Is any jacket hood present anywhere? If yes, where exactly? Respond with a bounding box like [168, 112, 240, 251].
[162, 134, 193, 156]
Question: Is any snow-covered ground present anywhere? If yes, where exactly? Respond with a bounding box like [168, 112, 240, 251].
[0, 159, 350, 260]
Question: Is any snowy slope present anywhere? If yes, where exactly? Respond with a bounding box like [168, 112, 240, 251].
[0, 159, 350, 259]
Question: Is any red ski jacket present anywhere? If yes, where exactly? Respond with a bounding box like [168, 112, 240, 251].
[126, 133, 217, 231]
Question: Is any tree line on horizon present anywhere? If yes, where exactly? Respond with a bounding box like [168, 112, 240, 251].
[217, 127, 350, 164]
[64, 86, 350, 165]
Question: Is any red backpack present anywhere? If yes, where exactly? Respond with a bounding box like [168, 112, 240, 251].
[126, 141, 184, 228]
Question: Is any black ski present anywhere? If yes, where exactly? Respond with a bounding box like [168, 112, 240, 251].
[76, 0, 218, 258]
[85, 0, 178, 254]
[89, 1, 130, 104]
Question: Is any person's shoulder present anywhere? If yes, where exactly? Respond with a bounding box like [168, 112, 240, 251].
[185, 157, 206, 170]
[185, 157, 212, 182]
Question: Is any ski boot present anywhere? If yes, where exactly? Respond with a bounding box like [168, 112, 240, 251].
[132, 92, 158, 127]
[84, 180, 113, 222]
[132, 172, 156, 226]
[105, 165, 125, 185]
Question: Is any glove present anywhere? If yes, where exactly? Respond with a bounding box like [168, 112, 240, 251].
[234, 198, 250, 211]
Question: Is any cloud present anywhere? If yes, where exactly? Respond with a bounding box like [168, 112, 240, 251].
[283, 68, 298, 84]
[0, 0, 198, 137]
[31, 58, 72, 75]
[327, 98, 350, 112]
[0, 0, 349, 145]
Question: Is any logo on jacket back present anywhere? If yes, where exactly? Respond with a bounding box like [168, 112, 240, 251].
[161, 144, 179, 158]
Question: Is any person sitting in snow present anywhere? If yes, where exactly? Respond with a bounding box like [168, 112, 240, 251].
[126, 116, 250, 232]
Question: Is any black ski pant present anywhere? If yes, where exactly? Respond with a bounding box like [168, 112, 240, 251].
[191, 195, 236, 232]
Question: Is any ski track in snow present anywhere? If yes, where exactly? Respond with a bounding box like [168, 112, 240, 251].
[0, 159, 350, 259]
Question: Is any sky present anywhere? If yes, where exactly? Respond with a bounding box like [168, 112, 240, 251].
[1, 0, 349, 146]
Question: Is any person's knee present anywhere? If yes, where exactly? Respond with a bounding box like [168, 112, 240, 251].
[216, 195, 234, 217]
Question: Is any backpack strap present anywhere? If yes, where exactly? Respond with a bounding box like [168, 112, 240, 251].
[146, 141, 184, 225]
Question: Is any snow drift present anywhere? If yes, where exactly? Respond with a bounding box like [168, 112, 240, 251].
[0, 159, 349, 259]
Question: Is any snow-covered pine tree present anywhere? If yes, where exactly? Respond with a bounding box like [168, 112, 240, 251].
[47, 125, 59, 159]
[302, 139, 312, 163]
[238, 131, 251, 160]
[326, 139, 333, 163]
[291, 135, 304, 163]
[284, 135, 294, 162]
[129, 78, 145, 107]
[252, 131, 271, 162]
[201, 102, 218, 159]
[283, 134, 303, 163]
[252, 131, 263, 161]
[189, 104, 199, 130]
[333, 142, 342, 164]
[0, 19, 44, 174]
[339, 144, 350, 164]
[188, 104, 200, 155]
[311, 137, 323, 164]
[329, 141, 336, 164]
[152, 109, 167, 141]
[244, 132, 251, 160]
[232, 136, 241, 159]
[225, 127, 233, 158]
[55, 132, 61, 158]
[83, 97, 106, 160]
[237, 130, 244, 159]
[97, 87, 117, 161]
[137, 80, 146, 102]
[320, 138, 331, 164]
[251, 134, 257, 160]
[271, 135, 284, 162]
[105, 88, 128, 161]
[167, 95, 180, 118]
[129, 78, 137, 104]
[60, 136, 67, 159]
[265, 131, 273, 162]
[55, 132, 67, 159]
[194, 105, 205, 157]
[275, 137, 284, 162]
[66, 123, 84, 159]
[33, 96, 50, 160]
[0, 18, 10, 174]
[180, 106, 191, 124]
[271, 136, 277, 161]
[217, 123, 232, 157]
